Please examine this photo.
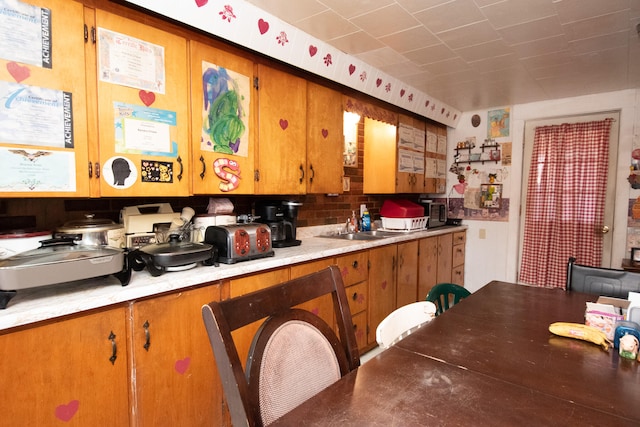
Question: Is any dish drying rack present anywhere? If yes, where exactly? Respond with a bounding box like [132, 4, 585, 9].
[380, 216, 429, 232]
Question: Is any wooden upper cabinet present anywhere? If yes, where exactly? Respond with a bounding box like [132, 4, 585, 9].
[255, 64, 307, 194]
[396, 114, 425, 194]
[306, 82, 343, 194]
[363, 116, 397, 194]
[189, 41, 257, 195]
[89, 10, 190, 197]
[0, 0, 90, 197]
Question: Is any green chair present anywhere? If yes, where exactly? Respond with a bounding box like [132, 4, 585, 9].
[426, 283, 471, 316]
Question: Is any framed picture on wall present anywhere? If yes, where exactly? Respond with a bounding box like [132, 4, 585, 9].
[480, 183, 502, 209]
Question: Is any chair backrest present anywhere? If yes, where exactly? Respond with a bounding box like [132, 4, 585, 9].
[426, 283, 471, 316]
[566, 257, 640, 298]
[201, 265, 360, 427]
[376, 301, 437, 349]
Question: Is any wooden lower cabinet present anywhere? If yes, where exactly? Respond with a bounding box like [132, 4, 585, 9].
[0, 307, 130, 426]
[452, 231, 466, 286]
[335, 251, 369, 351]
[291, 259, 337, 329]
[418, 231, 467, 299]
[367, 245, 397, 347]
[130, 283, 224, 427]
[396, 240, 419, 307]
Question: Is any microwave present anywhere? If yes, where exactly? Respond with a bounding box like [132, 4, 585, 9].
[427, 202, 447, 228]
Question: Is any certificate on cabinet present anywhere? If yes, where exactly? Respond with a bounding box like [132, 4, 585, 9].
[424, 157, 437, 178]
[0, 147, 76, 192]
[397, 148, 414, 173]
[98, 28, 165, 93]
[0, 0, 52, 68]
[114, 102, 176, 156]
[0, 81, 73, 148]
[426, 131, 437, 153]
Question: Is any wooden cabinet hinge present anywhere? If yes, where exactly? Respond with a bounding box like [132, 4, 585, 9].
[253, 76, 259, 90]
[254, 169, 260, 182]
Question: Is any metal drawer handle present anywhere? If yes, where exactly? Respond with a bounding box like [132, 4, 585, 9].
[143, 320, 151, 351]
[352, 292, 358, 301]
[352, 260, 358, 269]
[109, 331, 117, 365]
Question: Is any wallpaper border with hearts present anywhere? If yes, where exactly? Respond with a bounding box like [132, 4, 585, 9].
[122, 0, 461, 128]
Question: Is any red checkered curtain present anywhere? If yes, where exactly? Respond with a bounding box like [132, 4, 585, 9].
[519, 118, 613, 289]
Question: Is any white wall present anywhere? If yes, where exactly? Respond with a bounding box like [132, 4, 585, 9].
[448, 89, 640, 293]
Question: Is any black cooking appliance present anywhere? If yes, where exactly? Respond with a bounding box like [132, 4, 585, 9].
[254, 200, 302, 248]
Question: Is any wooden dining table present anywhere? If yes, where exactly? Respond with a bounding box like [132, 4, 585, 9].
[271, 280, 640, 426]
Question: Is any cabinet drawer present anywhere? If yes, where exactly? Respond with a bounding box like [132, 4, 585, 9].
[346, 281, 368, 315]
[453, 243, 465, 267]
[336, 251, 368, 286]
[452, 265, 465, 287]
[351, 311, 368, 351]
[453, 231, 466, 245]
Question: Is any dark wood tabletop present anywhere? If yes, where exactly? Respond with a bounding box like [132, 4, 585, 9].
[272, 281, 640, 426]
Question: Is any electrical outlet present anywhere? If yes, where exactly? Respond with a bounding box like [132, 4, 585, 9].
[479, 228, 486, 239]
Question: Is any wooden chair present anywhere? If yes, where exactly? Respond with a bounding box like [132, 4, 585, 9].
[566, 257, 640, 298]
[375, 301, 437, 349]
[426, 283, 471, 316]
[201, 265, 360, 427]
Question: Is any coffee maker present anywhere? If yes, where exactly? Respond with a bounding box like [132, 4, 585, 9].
[254, 200, 302, 248]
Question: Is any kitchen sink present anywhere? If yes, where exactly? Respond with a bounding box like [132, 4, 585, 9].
[318, 230, 396, 241]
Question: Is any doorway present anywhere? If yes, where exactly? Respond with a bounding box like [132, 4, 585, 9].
[517, 111, 620, 287]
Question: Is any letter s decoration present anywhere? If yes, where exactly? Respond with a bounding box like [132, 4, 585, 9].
[213, 158, 241, 192]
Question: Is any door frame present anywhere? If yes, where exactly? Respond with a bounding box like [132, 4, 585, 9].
[517, 111, 620, 274]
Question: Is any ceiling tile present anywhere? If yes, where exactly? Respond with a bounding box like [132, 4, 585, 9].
[498, 15, 564, 45]
[568, 30, 629, 54]
[469, 53, 521, 73]
[420, 57, 472, 76]
[520, 50, 573, 70]
[379, 60, 425, 77]
[330, 31, 385, 54]
[395, 0, 452, 14]
[554, 0, 630, 24]
[562, 11, 631, 41]
[511, 35, 571, 59]
[403, 44, 458, 65]
[480, 0, 556, 29]
[318, 0, 395, 19]
[349, 4, 421, 37]
[296, 10, 359, 40]
[354, 46, 409, 68]
[454, 39, 514, 62]
[414, 0, 486, 34]
[378, 26, 440, 53]
[436, 20, 501, 50]
[245, 0, 328, 23]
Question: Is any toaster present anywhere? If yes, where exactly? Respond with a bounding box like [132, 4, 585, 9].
[204, 224, 274, 264]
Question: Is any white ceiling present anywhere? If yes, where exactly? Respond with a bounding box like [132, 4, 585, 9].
[245, 0, 640, 112]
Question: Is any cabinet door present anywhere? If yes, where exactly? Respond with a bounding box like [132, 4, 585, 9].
[131, 283, 224, 427]
[306, 82, 343, 194]
[190, 41, 256, 195]
[363, 117, 397, 194]
[418, 236, 438, 299]
[335, 251, 368, 286]
[0, 307, 129, 426]
[92, 10, 190, 197]
[397, 240, 419, 307]
[256, 65, 306, 194]
[0, 0, 90, 197]
[367, 245, 397, 345]
[291, 259, 336, 329]
[436, 233, 454, 284]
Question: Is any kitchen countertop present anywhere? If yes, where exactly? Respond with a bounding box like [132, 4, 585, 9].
[0, 225, 466, 332]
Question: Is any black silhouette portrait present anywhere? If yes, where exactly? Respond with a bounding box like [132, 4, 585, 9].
[112, 158, 132, 186]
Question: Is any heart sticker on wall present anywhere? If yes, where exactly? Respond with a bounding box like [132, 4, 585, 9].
[194, 0, 208, 6]
[6, 62, 30, 83]
[279, 119, 288, 130]
[381, 280, 387, 290]
[139, 90, 155, 106]
[55, 400, 79, 422]
[175, 357, 191, 374]
[258, 19, 269, 35]
[309, 45, 318, 57]
[321, 129, 328, 138]
[400, 89, 406, 97]
[376, 78, 382, 88]
[348, 64, 356, 75]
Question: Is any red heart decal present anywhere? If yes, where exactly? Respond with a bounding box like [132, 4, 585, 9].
[381, 280, 387, 290]
[279, 119, 288, 130]
[376, 78, 382, 87]
[321, 129, 328, 138]
[258, 19, 269, 35]
[194, 0, 208, 6]
[311, 307, 319, 316]
[348, 64, 356, 75]
[55, 400, 79, 422]
[309, 45, 318, 57]
[6, 62, 30, 83]
[175, 357, 191, 374]
[454, 114, 458, 120]
[139, 90, 155, 106]
[341, 266, 349, 277]
[400, 89, 406, 97]
[425, 100, 430, 108]
[441, 108, 445, 114]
